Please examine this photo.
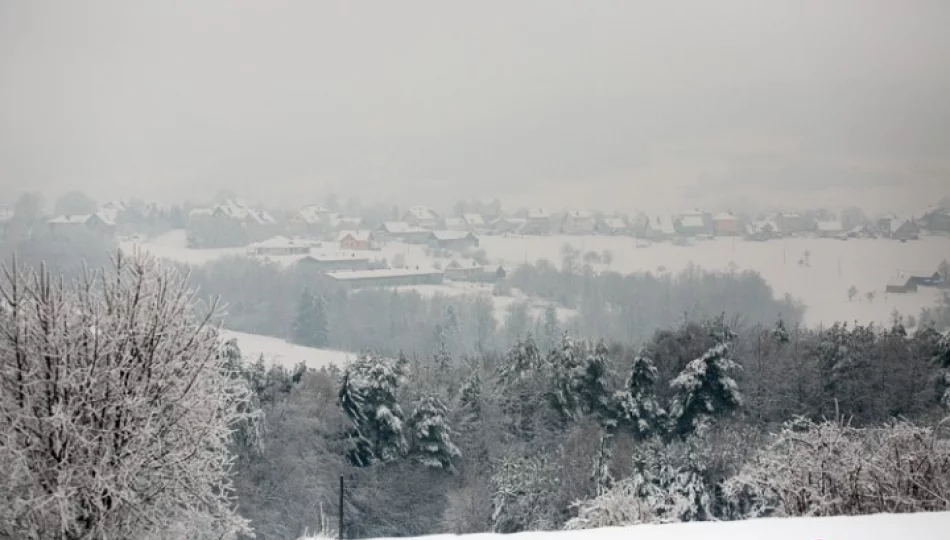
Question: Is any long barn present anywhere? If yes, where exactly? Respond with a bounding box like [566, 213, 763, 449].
[326, 268, 444, 289]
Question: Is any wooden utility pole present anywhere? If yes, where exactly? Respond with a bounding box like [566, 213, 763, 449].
[339, 475, 344, 540]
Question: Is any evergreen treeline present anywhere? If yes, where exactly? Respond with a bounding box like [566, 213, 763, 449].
[229, 316, 950, 539]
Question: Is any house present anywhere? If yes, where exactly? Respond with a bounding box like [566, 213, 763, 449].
[561, 209, 596, 235]
[402, 206, 441, 229]
[297, 253, 371, 272]
[375, 222, 432, 244]
[326, 214, 364, 232]
[675, 212, 711, 236]
[338, 230, 376, 251]
[428, 230, 480, 251]
[745, 220, 780, 241]
[492, 216, 527, 234]
[47, 213, 116, 238]
[462, 213, 487, 231]
[288, 205, 331, 235]
[815, 220, 844, 238]
[522, 209, 552, 235]
[907, 270, 945, 288]
[645, 215, 676, 240]
[891, 218, 920, 241]
[246, 236, 311, 256]
[443, 217, 468, 231]
[326, 268, 444, 289]
[712, 212, 740, 236]
[776, 212, 808, 235]
[845, 224, 875, 239]
[597, 216, 629, 236]
[920, 207, 950, 233]
[886, 276, 918, 294]
[444, 260, 505, 282]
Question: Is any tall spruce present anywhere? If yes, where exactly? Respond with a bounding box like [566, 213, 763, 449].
[409, 395, 462, 471]
[338, 353, 408, 466]
[669, 318, 742, 436]
[615, 347, 666, 438]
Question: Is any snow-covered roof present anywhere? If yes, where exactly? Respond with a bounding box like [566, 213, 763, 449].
[248, 235, 308, 249]
[816, 220, 843, 232]
[301, 253, 371, 263]
[678, 214, 706, 229]
[405, 206, 440, 221]
[212, 199, 275, 225]
[527, 208, 549, 219]
[462, 213, 486, 226]
[713, 212, 737, 221]
[48, 214, 91, 225]
[92, 212, 116, 227]
[495, 216, 527, 225]
[379, 222, 427, 234]
[565, 209, 593, 219]
[328, 215, 363, 228]
[189, 208, 213, 218]
[443, 217, 466, 228]
[651, 215, 676, 234]
[338, 230, 372, 242]
[296, 205, 330, 224]
[326, 267, 442, 281]
[430, 230, 476, 241]
[601, 217, 627, 229]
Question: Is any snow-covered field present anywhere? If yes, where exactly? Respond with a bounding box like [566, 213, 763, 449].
[219, 329, 353, 370]
[358, 511, 950, 540]
[479, 234, 950, 327]
[126, 230, 949, 327]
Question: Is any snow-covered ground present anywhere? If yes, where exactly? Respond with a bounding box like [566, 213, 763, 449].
[219, 329, 353, 370]
[388, 281, 577, 324]
[127, 230, 949, 327]
[354, 511, 950, 540]
[479, 234, 950, 327]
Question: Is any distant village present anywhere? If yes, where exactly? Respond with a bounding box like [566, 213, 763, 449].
[4, 195, 949, 293]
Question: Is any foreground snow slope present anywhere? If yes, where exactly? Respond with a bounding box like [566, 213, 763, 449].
[219, 329, 353, 370]
[364, 512, 950, 540]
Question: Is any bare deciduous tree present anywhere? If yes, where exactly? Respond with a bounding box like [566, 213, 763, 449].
[0, 253, 256, 540]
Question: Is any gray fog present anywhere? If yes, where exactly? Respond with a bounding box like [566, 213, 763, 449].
[1, 0, 948, 213]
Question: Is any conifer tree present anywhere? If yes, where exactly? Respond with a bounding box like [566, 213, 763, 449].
[576, 340, 614, 422]
[338, 353, 408, 466]
[409, 395, 462, 471]
[615, 347, 666, 438]
[669, 319, 742, 436]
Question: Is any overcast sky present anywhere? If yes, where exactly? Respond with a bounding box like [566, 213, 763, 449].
[1, 1, 948, 213]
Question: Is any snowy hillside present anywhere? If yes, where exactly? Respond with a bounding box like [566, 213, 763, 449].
[219, 329, 353, 370]
[354, 512, 950, 540]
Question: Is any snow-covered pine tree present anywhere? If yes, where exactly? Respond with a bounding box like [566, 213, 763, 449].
[614, 347, 667, 438]
[409, 395, 462, 470]
[548, 333, 582, 422]
[459, 370, 483, 424]
[498, 333, 543, 382]
[576, 340, 614, 422]
[669, 319, 742, 436]
[0, 254, 255, 540]
[338, 353, 409, 466]
[935, 330, 950, 409]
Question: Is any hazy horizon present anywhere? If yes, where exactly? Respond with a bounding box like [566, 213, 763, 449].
[2, 1, 949, 214]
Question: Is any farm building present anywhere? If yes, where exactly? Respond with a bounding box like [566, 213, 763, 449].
[297, 253, 371, 272]
[892, 218, 920, 241]
[443, 217, 467, 231]
[47, 212, 116, 238]
[919, 207, 950, 233]
[492, 216, 527, 234]
[776, 212, 808, 235]
[645, 215, 676, 240]
[246, 236, 310, 256]
[886, 276, 918, 294]
[597, 216, 629, 235]
[375, 222, 432, 244]
[338, 230, 376, 250]
[713, 212, 740, 236]
[522, 209, 552, 235]
[675, 212, 711, 236]
[462, 213, 487, 230]
[326, 268, 444, 289]
[402, 206, 441, 229]
[428, 230, 480, 251]
[816, 220, 844, 238]
[907, 270, 945, 288]
[561, 209, 596, 235]
[444, 260, 505, 282]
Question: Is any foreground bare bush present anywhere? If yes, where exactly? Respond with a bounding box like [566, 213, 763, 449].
[724, 416, 950, 518]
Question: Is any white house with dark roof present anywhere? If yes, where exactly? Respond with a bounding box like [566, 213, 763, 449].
[375, 221, 432, 244]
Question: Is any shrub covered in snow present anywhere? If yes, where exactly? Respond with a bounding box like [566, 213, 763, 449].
[724, 416, 950, 518]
